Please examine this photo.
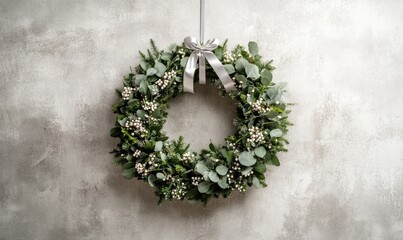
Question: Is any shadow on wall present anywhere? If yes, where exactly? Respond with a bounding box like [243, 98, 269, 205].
[106, 82, 249, 216]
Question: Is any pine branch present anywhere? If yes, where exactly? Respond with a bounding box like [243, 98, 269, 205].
[150, 39, 159, 56]
[147, 49, 155, 65]
[222, 39, 228, 52]
[134, 65, 142, 73]
[139, 51, 146, 60]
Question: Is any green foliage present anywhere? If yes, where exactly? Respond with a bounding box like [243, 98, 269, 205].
[248, 41, 259, 56]
[261, 69, 272, 85]
[254, 146, 267, 158]
[216, 165, 228, 175]
[270, 129, 283, 138]
[111, 39, 292, 205]
[198, 182, 211, 193]
[154, 141, 163, 151]
[239, 151, 256, 166]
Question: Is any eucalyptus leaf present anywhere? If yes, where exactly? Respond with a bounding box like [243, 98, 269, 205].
[195, 161, 209, 174]
[140, 60, 151, 71]
[146, 68, 157, 76]
[235, 74, 247, 83]
[241, 167, 253, 176]
[219, 148, 228, 159]
[206, 187, 214, 194]
[197, 181, 211, 193]
[239, 151, 257, 166]
[154, 61, 166, 77]
[203, 171, 210, 181]
[223, 64, 235, 74]
[253, 176, 263, 188]
[160, 152, 167, 161]
[148, 174, 156, 187]
[154, 141, 163, 151]
[266, 88, 278, 99]
[254, 146, 267, 158]
[134, 74, 146, 86]
[118, 118, 127, 127]
[216, 165, 229, 176]
[156, 172, 165, 179]
[180, 57, 189, 67]
[218, 177, 229, 189]
[245, 63, 260, 80]
[208, 171, 220, 183]
[139, 80, 148, 94]
[270, 129, 283, 138]
[161, 52, 173, 61]
[261, 69, 273, 85]
[248, 41, 259, 56]
[215, 47, 223, 59]
[235, 58, 249, 72]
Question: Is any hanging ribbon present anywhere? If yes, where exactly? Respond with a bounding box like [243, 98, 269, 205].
[183, 36, 237, 93]
[182, 0, 236, 93]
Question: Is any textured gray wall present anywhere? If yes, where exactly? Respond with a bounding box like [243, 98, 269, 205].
[1, 0, 402, 239]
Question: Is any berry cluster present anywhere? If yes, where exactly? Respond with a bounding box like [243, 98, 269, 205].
[133, 149, 141, 158]
[191, 176, 203, 186]
[156, 70, 176, 90]
[142, 100, 158, 112]
[252, 98, 271, 114]
[227, 157, 246, 192]
[125, 118, 146, 138]
[135, 162, 146, 174]
[171, 182, 187, 200]
[122, 86, 135, 100]
[177, 48, 186, 59]
[247, 126, 265, 146]
[223, 51, 239, 63]
[181, 152, 195, 164]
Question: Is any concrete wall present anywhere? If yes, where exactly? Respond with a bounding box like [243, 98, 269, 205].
[1, 0, 402, 239]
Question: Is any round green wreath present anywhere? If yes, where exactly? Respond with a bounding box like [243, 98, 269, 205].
[110, 39, 291, 205]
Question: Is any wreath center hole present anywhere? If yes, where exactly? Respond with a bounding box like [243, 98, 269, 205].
[163, 83, 237, 152]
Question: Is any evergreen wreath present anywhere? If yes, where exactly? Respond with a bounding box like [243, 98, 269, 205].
[110, 39, 291, 205]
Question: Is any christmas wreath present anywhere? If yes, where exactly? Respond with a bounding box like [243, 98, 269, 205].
[110, 38, 291, 205]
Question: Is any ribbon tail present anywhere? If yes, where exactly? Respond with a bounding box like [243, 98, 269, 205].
[183, 51, 200, 93]
[198, 55, 206, 85]
[203, 51, 237, 92]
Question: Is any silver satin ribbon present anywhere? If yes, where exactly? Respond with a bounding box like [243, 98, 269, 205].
[183, 36, 237, 93]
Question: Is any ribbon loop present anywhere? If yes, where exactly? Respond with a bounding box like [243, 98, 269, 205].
[183, 36, 236, 93]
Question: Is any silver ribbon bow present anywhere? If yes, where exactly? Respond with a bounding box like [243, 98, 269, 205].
[183, 36, 237, 93]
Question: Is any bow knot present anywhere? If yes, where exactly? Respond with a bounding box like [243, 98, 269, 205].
[183, 36, 236, 93]
[184, 37, 219, 52]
